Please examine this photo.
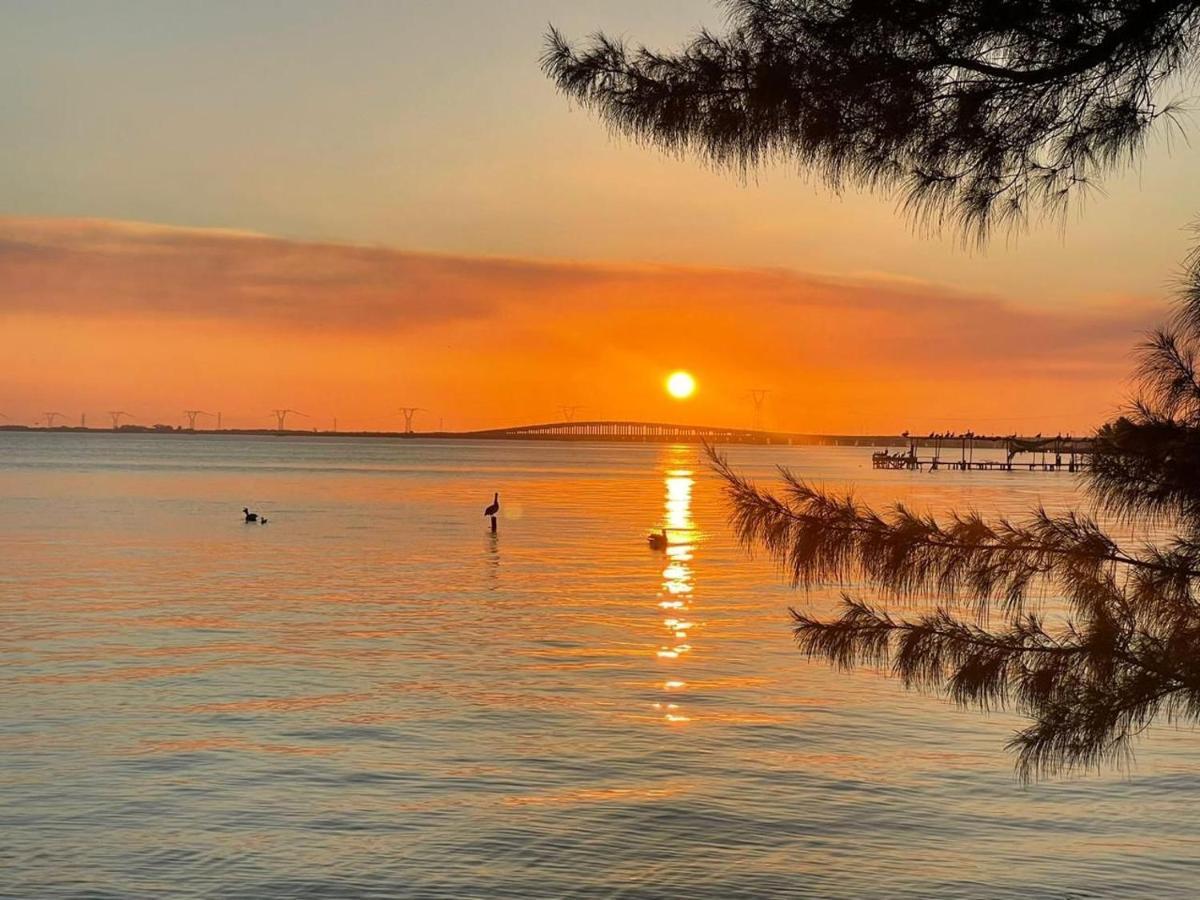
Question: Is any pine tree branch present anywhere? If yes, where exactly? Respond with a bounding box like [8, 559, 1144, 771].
[544, 0, 1200, 239]
[708, 446, 1200, 618]
[793, 597, 1200, 780]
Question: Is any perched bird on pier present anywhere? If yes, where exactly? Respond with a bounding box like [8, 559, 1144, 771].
[648, 528, 669, 550]
[243, 507, 258, 523]
[484, 492, 500, 518]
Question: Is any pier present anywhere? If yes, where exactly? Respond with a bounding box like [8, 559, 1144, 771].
[872, 435, 1093, 473]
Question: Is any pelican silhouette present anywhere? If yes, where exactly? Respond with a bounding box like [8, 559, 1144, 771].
[648, 528, 668, 550]
[484, 492, 500, 518]
[243, 507, 258, 523]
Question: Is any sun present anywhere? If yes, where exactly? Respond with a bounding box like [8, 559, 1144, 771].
[666, 370, 696, 400]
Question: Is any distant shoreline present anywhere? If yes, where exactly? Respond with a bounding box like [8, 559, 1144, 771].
[0, 425, 1075, 450]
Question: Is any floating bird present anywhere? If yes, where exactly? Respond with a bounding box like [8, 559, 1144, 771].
[484, 492, 500, 518]
[648, 528, 669, 550]
[260, 517, 269, 525]
[243, 507, 259, 523]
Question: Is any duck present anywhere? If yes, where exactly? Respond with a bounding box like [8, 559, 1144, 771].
[484, 492, 500, 518]
[260, 517, 269, 525]
[648, 528, 669, 550]
[243, 507, 258, 523]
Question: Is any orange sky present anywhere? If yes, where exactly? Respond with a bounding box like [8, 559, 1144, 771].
[0, 217, 1156, 433]
[3, 3, 1196, 435]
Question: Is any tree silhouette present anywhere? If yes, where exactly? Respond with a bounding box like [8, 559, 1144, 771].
[707, 248, 1200, 778]
[544, 0, 1200, 240]
[547, 2, 1200, 776]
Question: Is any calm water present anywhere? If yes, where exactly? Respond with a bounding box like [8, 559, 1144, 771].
[2, 433, 1198, 899]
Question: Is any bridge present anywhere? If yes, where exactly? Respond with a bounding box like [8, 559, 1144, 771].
[450, 421, 1097, 456]
[461, 420, 794, 443]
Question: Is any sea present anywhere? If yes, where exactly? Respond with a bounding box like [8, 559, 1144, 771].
[1, 432, 1197, 899]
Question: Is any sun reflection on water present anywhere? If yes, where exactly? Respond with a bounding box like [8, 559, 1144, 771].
[654, 449, 699, 724]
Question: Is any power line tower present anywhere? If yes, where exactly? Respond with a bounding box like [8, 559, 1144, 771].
[43, 411, 66, 427]
[80, 412, 86, 428]
[271, 409, 307, 431]
[183, 410, 212, 430]
[397, 407, 425, 433]
[108, 411, 133, 430]
[747, 389, 770, 431]
[558, 405, 585, 422]
[216, 411, 222, 430]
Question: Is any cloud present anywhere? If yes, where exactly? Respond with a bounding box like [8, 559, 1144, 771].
[0, 218, 508, 327]
[0, 216, 1158, 344]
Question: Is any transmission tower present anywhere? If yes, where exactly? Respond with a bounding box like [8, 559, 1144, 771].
[747, 389, 770, 431]
[183, 410, 212, 430]
[80, 412, 86, 428]
[216, 411, 222, 430]
[558, 405, 585, 422]
[397, 407, 425, 433]
[108, 411, 133, 430]
[271, 409, 308, 431]
[42, 411, 66, 427]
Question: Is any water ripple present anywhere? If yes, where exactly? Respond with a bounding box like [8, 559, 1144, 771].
[1, 434, 1197, 898]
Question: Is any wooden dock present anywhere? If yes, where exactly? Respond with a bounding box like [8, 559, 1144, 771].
[872, 435, 1092, 473]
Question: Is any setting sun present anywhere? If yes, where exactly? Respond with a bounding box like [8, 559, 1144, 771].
[666, 371, 696, 399]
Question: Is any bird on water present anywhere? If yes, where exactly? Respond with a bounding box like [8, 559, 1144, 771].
[243, 508, 259, 523]
[648, 528, 668, 550]
[484, 493, 500, 517]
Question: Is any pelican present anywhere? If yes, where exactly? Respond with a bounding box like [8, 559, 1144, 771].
[483, 492, 500, 518]
[648, 528, 669, 550]
[243, 508, 258, 523]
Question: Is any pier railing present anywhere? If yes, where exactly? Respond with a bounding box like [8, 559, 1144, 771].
[872, 435, 1094, 472]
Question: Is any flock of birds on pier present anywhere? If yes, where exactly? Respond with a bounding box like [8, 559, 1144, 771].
[900, 430, 1072, 441]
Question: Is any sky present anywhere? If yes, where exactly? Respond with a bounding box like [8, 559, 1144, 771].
[2, 0, 1198, 433]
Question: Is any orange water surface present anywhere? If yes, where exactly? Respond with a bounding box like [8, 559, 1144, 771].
[1, 434, 1196, 898]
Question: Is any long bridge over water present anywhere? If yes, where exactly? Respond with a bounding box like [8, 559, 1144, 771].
[461, 420, 797, 443]
[457, 420, 1093, 455]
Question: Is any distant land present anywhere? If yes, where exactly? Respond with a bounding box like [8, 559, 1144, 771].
[0, 421, 1090, 449]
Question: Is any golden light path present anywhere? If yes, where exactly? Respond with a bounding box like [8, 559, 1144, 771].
[654, 447, 697, 724]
